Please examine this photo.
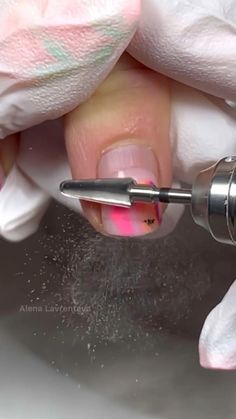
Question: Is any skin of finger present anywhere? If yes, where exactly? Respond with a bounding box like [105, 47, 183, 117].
[65, 56, 172, 232]
[0, 134, 19, 176]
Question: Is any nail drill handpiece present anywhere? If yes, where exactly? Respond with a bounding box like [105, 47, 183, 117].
[60, 157, 236, 246]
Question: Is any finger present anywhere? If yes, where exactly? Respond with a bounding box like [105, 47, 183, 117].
[0, 165, 50, 242]
[128, 0, 236, 101]
[0, 0, 140, 138]
[65, 54, 172, 238]
[170, 81, 236, 184]
[0, 132, 50, 242]
[199, 280, 236, 370]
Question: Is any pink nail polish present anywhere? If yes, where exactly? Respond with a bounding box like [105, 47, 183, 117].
[0, 165, 5, 190]
[98, 144, 162, 237]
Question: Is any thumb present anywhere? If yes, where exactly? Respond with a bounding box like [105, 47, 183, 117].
[64, 54, 180, 238]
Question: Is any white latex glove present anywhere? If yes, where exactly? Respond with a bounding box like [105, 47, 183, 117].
[0, 0, 236, 370]
[1, 0, 235, 240]
[0, 0, 141, 239]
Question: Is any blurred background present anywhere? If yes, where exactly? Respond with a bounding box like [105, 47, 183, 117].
[0, 203, 236, 419]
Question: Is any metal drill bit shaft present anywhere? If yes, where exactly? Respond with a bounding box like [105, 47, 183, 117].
[60, 178, 192, 208]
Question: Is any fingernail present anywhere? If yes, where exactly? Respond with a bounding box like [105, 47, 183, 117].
[0, 164, 5, 190]
[98, 144, 162, 237]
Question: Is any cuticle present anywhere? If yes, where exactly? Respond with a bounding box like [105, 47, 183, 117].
[99, 141, 155, 163]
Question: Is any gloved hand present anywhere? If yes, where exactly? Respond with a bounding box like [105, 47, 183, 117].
[0, 0, 141, 239]
[1, 0, 236, 240]
[0, 0, 236, 370]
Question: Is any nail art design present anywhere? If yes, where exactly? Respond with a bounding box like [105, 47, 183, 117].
[98, 144, 162, 237]
[103, 184, 162, 237]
